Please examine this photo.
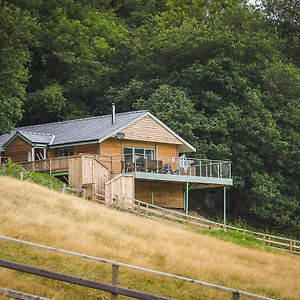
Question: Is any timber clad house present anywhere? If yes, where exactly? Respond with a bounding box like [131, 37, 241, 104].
[0, 109, 233, 211]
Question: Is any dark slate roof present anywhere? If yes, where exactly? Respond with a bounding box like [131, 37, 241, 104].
[0, 110, 148, 150]
[17, 131, 55, 145]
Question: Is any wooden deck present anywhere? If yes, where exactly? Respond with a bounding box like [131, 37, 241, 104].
[19, 155, 115, 175]
[20, 156, 70, 174]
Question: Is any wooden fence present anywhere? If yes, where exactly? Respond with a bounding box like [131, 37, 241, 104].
[0, 235, 274, 300]
[94, 190, 300, 255]
[0, 259, 167, 300]
[0, 287, 50, 300]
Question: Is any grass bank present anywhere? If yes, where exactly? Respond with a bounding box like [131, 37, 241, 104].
[0, 176, 299, 299]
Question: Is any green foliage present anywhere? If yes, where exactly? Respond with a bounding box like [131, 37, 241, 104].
[0, 160, 62, 191]
[0, 1, 38, 134]
[23, 84, 67, 124]
[201, 228, 277, 252]
[1, 0, 299, 235]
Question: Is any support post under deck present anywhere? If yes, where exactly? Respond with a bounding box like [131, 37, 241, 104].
[185, 182, 189, 215]
[223, 186, 227, 232]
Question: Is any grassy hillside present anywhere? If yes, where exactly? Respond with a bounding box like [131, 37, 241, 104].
[0, 176, 299, 300]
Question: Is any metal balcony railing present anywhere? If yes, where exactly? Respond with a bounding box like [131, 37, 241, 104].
[121, 154, 232, 179]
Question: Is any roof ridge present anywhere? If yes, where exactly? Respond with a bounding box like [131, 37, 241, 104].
[16, 110, 148, 130]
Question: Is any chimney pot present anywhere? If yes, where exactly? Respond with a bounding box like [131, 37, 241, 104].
[112, 103, 116, 124]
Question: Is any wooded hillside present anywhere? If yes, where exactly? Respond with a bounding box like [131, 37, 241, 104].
[0, 0, 299, 236]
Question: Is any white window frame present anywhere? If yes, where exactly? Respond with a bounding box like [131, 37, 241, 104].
[123, 147, 156, 163]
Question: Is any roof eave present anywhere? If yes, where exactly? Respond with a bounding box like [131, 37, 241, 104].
[48, 139, 100, 149]
[2, 131, 33, 149]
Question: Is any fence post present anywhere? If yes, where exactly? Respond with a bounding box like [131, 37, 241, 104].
[49, 158, 52, 175]
[111, 264, 119, 300]
[232, 291, 240, 300]
[20, 172, 24, 181]
[62, 183, 66, 194]
[137, 202, 141, 216]
[290, 240, 295, 253]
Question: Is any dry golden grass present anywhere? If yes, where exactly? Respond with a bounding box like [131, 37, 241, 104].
[0, 176, 299, 300]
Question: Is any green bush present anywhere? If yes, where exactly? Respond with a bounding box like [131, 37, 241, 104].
[0, 159, 62, 191]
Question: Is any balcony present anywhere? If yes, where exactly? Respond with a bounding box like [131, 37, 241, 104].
[20, 156, 70, 174]
[121, 155, 233, 186]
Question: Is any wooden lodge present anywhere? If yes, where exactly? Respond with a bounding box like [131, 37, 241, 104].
[0, 109, 233, 212]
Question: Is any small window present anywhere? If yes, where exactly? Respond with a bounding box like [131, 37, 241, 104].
[35, 148, 46, 160]
[57, 148, 74, 157]
[134, 148, 144, 164]
[123, 147, 156, 164]
[124, 147, 133, 163]
[145, 149, 155, 160]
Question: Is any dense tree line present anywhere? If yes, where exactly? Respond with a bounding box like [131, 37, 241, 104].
[0, 0, 299, 236]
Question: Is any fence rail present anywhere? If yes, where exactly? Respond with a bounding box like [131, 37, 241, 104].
[0, 235, 274, 300]
[94, 190, 300, 255]
[0, 259, 168, 300]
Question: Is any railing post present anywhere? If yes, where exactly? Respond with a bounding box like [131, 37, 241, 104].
[210, 161, 212, 177]
[232, 291, 240, 300]
[199, 160, 202, 177]
[220, 162, 223, 178]
[111, 264, 119, 300]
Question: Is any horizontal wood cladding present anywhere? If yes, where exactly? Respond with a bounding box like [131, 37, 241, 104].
[4, 137, 32, 162]
[135, 180, 184, 209]
[100, 138, 180, 174]
[157, 143, 178, 172]
[121, 115, 183, 145]
[75, 143, 100, 155]
[47, 150, 55, 158]
[100, 138, 123, 173]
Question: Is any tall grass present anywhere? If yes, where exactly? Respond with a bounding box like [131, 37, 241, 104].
[0, 176, 299, 299]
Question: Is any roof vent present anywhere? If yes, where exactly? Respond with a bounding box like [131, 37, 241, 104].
[112, 103, 116, 124]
